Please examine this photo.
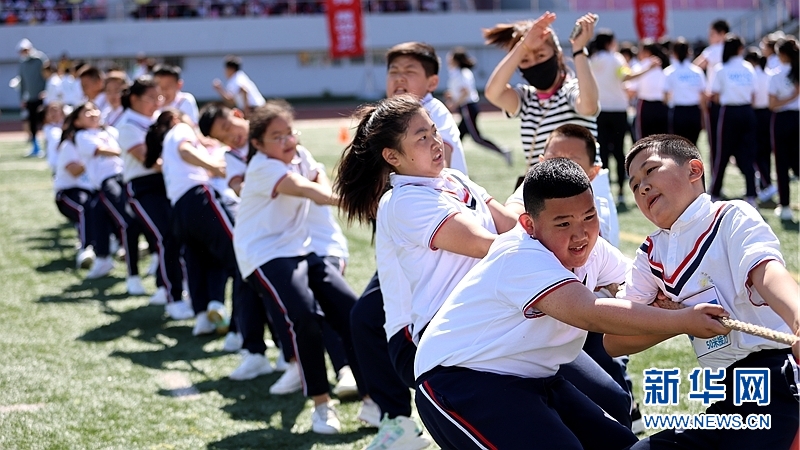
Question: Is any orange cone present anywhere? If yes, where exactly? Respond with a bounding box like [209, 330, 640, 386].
[338, 126, 349, 145]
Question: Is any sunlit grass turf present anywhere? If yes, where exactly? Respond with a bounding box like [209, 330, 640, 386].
[0, 112, 796, 448]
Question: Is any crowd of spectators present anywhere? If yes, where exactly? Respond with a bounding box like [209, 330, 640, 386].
[0, 0, 107, 25]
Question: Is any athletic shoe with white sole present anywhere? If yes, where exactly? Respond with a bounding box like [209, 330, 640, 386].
[166, 300, 194, 321]
[145, 254, 159, 277]
[192, 311, 216, 336]
[365, 415, 431, 450]
[357, 398, 381, 428]
[85, 256, 114, 279]
[76, 247, 95, 269]
[274, 348, 289, 372]
[311, 401, 341, 435]
[757, 184, 778, 203]
[222, 331, 243, 352]
[206, 300, 229, 334]
[776, 205, 795, 221]
[269, 361, 303, 395]
[126, 276, 146, 296]
[332, 365, 358, 399]
[229, 351, 274, 380]
[149, 287, 168, 306]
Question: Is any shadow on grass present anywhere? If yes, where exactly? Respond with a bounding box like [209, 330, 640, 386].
[26, 222, 75, 255]
[207, 427, 373, 450]
[779, 219, 799, 232]
[37, 276, 129, 304]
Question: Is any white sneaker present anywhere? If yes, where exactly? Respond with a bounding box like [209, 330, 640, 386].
[206, 300, 229, 333]
[166, 300, 194, 321]
[222, 332, 243, 352]
[192, 311, 216, 336]
[269, 361, 303, 395]
[229, 351, 274, 381]
[758, 184, 778, 202]
[311, 401, 341, 435]
[776, 205, 795, 221]
[126, 276, 146, 296]
[333, 365, 358, 399]
[274, 348, 289, 372]
[358, 398, 382, 428]
[149, 287, 168, 306]
[145, 254, 159, 277]
[365, 415, 431, 450]
[76, 247, 95, 269]
[85, 256, 114, 279]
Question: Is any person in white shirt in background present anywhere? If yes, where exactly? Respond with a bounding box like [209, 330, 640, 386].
[663, 38, 706, 146]
[768, 36, 799, 222]
[744, 47, 779, 205]
[77, 65, 108, 113]
[101, 71, 128, 128]
[708, 34, 758, 206]
[42, 61, 63, 106]
[444, 47, 511, 166]
[130, 53, 150, 81]
[761, 31, 785, 73]
[627, 40, 669, 141]
[694, 19, 730, 174]
[212, 55, 265, 118]
[153, 64, 199, 125]
[41, 101, 65, 174]
[590, 29, 637, 204]
[61, 64, 83, 109]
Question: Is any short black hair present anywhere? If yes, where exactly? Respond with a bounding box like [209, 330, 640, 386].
[544, 124, 596, 164]
[77, 65, 103, 80]
[224, 55, 242, 71]
[198, 102, 230, 137]
[386, 42, 440, 77]
[711, 19, 730, 34]
[152, 64, 181, 81]
[523, 158, 592, 217]
[624, 134, 702, 176]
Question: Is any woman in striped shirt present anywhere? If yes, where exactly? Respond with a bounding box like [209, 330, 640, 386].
[483, 12, 599, 181]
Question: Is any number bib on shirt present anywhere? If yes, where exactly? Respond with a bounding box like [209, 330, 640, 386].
[683, 286, 731, 358]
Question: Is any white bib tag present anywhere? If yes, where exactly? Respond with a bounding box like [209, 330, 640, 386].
[681, 286, 731, 358]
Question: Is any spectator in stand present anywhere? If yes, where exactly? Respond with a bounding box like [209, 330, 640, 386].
[17, 38, 48, 158]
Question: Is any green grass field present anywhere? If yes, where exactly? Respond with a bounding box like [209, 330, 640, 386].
[0, 113, 797, 449]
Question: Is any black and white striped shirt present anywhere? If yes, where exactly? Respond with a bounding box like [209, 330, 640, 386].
[510, 78, 598, 167]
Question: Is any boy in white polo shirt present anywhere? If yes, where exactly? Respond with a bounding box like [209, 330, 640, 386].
[414, 158, 729, 449]
[606, 134, 800, 450]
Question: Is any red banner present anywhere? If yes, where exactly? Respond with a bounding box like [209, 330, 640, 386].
[634, 0, 666, 40]
[325, 0, 364, 59]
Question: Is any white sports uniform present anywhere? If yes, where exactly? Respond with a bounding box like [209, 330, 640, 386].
[53, 140, 93, 193]
[421, 93, 468, 175]
[415, 225, 628, 378]
[164, 91, 200, 125]
[161, 122, 210, 205]
[377, 168, 494, 343]
[44, 123, 62, 173]
[233, 146, 319, 278]
[621, 194, 790, 368]
[116, 109, 157, 183]
[225, 70, 266, 111]
[74, 127, 123, 189]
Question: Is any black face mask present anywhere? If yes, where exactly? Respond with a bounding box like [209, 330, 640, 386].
[519, 55, 559, 90]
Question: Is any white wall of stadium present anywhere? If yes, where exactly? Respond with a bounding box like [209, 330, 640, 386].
[0, 9, 752, 108]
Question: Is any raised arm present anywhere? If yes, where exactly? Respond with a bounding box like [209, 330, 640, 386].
[570, 13, 599, 116]
[485, 12, 556, 114]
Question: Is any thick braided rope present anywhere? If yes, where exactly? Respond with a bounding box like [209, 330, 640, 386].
[654, 298, 799, 346]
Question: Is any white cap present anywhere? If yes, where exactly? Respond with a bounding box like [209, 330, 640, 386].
[16, 38, 32, 52]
